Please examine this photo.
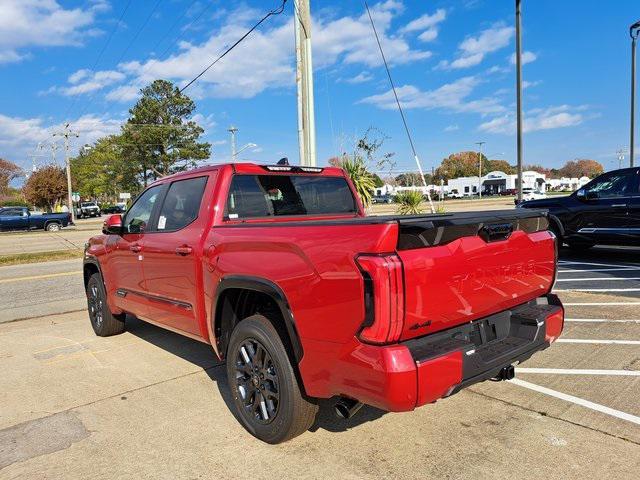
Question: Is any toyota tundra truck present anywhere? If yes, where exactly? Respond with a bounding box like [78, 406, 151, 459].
[84, 162, 564, 443]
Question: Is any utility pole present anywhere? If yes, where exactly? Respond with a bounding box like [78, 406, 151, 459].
[515, 0, 524, 202]
[617, 148, 627, 169]
[630, 21, 640, 166]
[476, 141, 485, 199]
[53, 123, 79, 223]
[294, 0, 317, 166]
[228, 125, 238, 162]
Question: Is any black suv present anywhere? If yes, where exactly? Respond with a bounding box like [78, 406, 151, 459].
[519, 167, 640, 249]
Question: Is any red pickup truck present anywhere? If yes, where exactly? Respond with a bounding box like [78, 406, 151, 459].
[84, 162, 564, 443]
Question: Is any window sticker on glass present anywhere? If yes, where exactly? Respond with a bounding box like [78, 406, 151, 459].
[158, 215, 167, 230]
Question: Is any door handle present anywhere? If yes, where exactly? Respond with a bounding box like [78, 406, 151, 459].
[129, 244, 142, 253]
[175, 245, 193, 256]
[611, 204, 627, 208]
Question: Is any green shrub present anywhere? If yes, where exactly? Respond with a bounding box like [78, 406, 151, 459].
[395, 190, 424, 215]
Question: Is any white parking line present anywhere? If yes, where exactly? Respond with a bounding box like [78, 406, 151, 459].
[563, 302, 640, 306]
[555, 288, 640, 292]
[509, 378, 640, 425]
[559, 260, 640, 268]
[565, 318, 640, 323]
[565, 318, 640, 324]
[516, 367, 640, 376]
[556, 277, 640, 282]
[557, 339, 640, 345]
[558, 267, 640, 273]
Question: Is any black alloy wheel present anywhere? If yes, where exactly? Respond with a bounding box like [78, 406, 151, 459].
[234, 338, 280, 424]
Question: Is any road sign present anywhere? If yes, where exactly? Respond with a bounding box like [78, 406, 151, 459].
[119, 193, 131, 200]
[72, 193, 80, 202]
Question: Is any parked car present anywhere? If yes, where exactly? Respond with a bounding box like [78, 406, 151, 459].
[0, 207, 71, 231]
[77, 201, 101, 218]
[518, 166, 640, 249]
[515, 188, 546, 204]
[372, 193, 393, 204]
[83, 162, 564, 443]
[500, 188, 517, 196]
[101, 203, 127, 214]
[447, 189, 463, 199]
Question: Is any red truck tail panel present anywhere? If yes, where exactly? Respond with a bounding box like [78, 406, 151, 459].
[397, 225, 555, 341]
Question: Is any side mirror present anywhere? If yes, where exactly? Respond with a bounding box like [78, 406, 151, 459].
[102, 214, 123, 235]
[576, 189, 597, 201]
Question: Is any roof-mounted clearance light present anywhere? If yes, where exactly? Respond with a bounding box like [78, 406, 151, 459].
[263, 165, 324, 173]
[265, 165, 294, 172]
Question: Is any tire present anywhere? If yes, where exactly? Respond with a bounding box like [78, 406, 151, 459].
[226, 314, 318, 443]
[45, 222, 61, 232]
[86, 273, 125, 336]
[567, 242, 595, 251]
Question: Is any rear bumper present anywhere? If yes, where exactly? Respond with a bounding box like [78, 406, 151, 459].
[326, 294, 563, 412]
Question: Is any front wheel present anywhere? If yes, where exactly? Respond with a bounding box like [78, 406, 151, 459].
[226, 314, 318, 443]
[86, 273, 125, 336]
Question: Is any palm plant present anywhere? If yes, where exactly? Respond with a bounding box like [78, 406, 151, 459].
[338, 155, 376, 207]
[395, 190, 424, 215]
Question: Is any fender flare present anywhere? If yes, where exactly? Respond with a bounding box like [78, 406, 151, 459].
[547, 213, 565, 238]
[82, 255, 103, 287]
[212, 275, 303, 363]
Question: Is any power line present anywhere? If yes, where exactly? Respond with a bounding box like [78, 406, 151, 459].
[364, 1, 434, 212]
[156, 0, 214, 59]
[178, 0, 288, 94]
[64, 0, 134, 121]
[75, 0, 165, 119]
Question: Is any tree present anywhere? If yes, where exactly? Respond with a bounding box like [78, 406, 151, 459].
[0, 158, 22, 194]
[22, 165, 67, 211]
[559, 159, 603, 178]
[434, 151, 490, 180]
[523, 164, 551, 176]
[121, 79, 211, 185]
[487, 159, 515, 174]
[395, 172, 431, 186]
[336, 155, 376, 206]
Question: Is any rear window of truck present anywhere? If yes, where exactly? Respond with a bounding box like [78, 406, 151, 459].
[225, 174, 357, 219]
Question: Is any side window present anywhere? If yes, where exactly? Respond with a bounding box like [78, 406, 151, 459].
[156, 177, 208, 231]
[226, 175, 272, 218]
[586, 172, 636, 198]
[123, 185, 161, 234]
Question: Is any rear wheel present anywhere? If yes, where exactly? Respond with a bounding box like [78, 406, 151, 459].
[226, 314, 318, 443]
[86, 273, 125, 336]
[45, 222, 61, 232]
[567, 242, 595, 251]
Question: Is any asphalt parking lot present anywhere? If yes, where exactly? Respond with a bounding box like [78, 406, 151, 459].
[0, 245, 638, 479]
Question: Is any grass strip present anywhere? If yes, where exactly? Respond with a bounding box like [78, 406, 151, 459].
[0, 249, 83, 266]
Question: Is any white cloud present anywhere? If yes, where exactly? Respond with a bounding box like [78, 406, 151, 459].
[341, 71, 374, 84]
[359, 76, 505, 115]
[478, 105, 585, 134]
[444, 124, 459, 132]
[401, 9, 446, 43]
[52, 69, 126, 96]
[510, 50, 537, 65]
[523, 80, 541, 89]
[0, 0, 103, 64]
[0, 113, 122, 167]
[108, 1, 431, 101]
[439, 24, 514, 70]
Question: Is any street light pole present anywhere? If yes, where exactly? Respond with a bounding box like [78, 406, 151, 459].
[630, 21, 640, 167]
[53, 124, 79, 223]
[228, 126, 238, 162]
[515, 0, 524, 203]
[476, 141, 485, 199]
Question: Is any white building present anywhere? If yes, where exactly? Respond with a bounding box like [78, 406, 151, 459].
[445, 170, 547, 196]
[546, 176, 590, 191]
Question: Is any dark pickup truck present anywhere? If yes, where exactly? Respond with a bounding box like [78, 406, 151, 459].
[84, 162, 563, 443]
[0, 207, 71, 231]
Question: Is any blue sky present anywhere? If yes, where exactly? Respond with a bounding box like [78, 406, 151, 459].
[1, 0, 638, 175]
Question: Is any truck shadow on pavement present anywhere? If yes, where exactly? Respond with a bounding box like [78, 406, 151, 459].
[125, 316, 388, 435]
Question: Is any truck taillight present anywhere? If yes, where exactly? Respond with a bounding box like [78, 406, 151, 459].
[355, 254, 404, 344]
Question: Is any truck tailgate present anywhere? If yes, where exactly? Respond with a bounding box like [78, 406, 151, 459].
[396, 210, 555, 341]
